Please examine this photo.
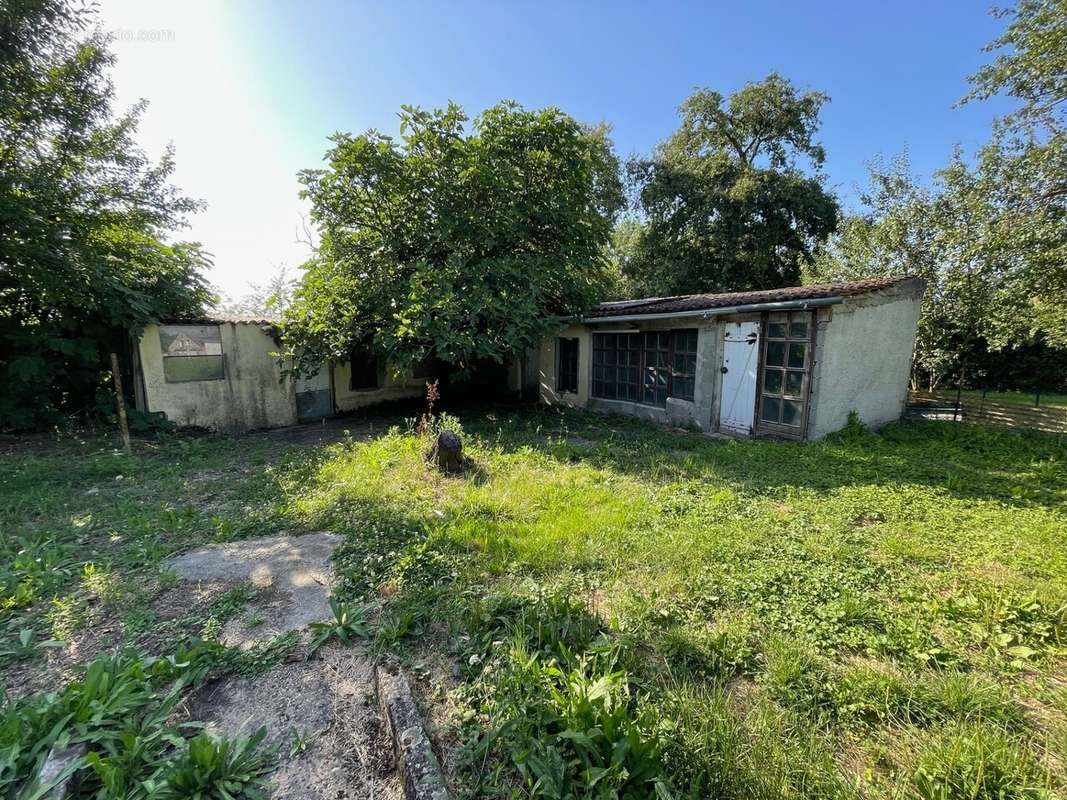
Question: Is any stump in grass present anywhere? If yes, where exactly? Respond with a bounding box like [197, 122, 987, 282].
[428, 430, 470, 474]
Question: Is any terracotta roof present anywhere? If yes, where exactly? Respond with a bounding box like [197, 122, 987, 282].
[586, 276, 923, 320]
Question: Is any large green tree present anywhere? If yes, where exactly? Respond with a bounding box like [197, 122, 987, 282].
[283, 102, 622, 377]
[625, 74, 840, 295]
[812, 0, 1067, 388]
[0, 0, 210, 429]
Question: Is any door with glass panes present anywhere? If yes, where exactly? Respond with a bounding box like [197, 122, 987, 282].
[756, 311, 814, 438]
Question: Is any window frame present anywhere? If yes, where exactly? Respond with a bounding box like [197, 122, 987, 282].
[590, 328, 699, 408]
[555, 337, 579, 394]
[159, 324, 225, 384]
[755, 311, 815, 439]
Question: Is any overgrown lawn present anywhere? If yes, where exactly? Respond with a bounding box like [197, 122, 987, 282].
[2, 410, 1065, 799]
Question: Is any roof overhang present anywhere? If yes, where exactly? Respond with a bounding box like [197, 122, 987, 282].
[581, 295, 844, 324]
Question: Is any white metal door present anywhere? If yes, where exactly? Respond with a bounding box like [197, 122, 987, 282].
[718, 321, 760, 433]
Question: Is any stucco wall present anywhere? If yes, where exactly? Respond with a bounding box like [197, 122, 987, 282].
[332, 362, 423, 412]
[807, 290, 923, 438]
[538, 324, 592, 408]
[139, 323, 297, 433]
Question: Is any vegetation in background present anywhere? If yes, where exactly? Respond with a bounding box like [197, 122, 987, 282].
[212, 264, 299, 320]
[622, 73, 840, 296]
[0, 0, 211, 431]
[3, 409, 1063, 798]
[810, 0, 1066, 390]
[282, 101, 625, 379]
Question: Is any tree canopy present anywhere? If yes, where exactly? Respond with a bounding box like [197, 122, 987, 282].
[812, 0, 1067, 388]
[282, 102, 622, 378]
[0, 0, 209, 429]
[624, 74, 840, 295]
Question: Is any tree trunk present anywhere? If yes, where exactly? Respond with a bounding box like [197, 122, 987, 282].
[428, 430, 468, 473]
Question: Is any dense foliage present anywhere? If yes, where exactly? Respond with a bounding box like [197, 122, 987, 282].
[0, 0, 210, 430]
[811, 0, 1066, 389]
[623, 74, 840, 295]
[282, 102, 623, 378]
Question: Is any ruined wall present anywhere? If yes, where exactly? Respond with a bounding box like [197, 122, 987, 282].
[139, 323, 297, 433]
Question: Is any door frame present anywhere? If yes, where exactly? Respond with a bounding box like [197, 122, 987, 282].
[715, 319, 761, 435]
[753, 311, 817, 440]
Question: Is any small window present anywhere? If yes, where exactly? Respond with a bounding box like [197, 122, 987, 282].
[556, 338, 579, 393]
[160, 325, 224, 383]
[349, 349, 378, 390]
[671, 329, 698, 402]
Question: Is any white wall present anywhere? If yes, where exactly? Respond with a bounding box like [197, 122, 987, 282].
[139, 323, 297, 433]
[808, 292, 922, 438]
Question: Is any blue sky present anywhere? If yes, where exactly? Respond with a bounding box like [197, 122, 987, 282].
[101, 1, 1014, 295]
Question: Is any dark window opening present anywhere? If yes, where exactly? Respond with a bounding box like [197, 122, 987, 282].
[591, 329, 698, 407]
[556, 338, 579, 393]
[349, 349, 378, 391]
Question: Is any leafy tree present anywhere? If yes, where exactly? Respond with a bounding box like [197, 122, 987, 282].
[0, 0, 209, 429]
[283, 102, 621, 377]
[815, 0, 1067, 389]
[626, 74, 840, 295]
[213, 264, 299, 318]
[965, 0, 1066, 133]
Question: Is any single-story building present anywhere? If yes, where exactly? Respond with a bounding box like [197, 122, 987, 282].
[537, 276, 925, 440]
[133, 276, 923, 438]
[132, 316, 424, 433]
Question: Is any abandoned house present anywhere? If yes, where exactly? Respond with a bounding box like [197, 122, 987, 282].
[537, 276, 926, 440]
[133, 276, 924, 438]
[132, 317, 424, 433]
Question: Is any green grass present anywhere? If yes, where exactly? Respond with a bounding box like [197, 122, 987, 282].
[2, 410, 1065, 799]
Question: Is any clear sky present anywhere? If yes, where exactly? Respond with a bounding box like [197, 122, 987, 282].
[98, 1, 1015, 297]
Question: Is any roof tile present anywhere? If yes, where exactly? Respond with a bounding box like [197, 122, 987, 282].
[586, 276, 923, 319]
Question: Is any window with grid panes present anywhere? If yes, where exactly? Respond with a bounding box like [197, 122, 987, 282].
[759, 311, 812, 430]
[642, 332, 671, 406]
[671, 329, 697, 401]
[592, 333, 640, 401]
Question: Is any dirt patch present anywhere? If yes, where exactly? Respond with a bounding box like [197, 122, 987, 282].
[166, 532, 339, 648]
[186, 644, 401, 800]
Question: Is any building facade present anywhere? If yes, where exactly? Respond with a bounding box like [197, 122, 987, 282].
[134, 318, 423, 433]
[537, 277, 925, 440]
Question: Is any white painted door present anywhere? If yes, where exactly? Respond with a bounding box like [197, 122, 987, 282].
[718, 321, 760, 433]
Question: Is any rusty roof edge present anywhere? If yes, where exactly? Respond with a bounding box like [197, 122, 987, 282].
[582, 295, 845, 324]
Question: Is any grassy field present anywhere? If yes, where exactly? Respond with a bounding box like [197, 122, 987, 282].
[2, 408, 1066, 799]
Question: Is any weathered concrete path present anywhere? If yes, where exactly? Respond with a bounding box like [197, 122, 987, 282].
[168, 531, 339, 648]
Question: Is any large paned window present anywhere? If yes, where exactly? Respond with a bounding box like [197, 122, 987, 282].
[159, 325, 224, 383]
[592, 329, 698, 406]
[759, 311, 813, 432]
[671, 329, 698, 402]
[556, 337, 579, 393]
[642, 332, 671, 405]
[592, 333, 640, 401]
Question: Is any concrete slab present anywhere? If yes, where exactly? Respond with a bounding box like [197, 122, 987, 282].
[166, 532, 340, 648]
